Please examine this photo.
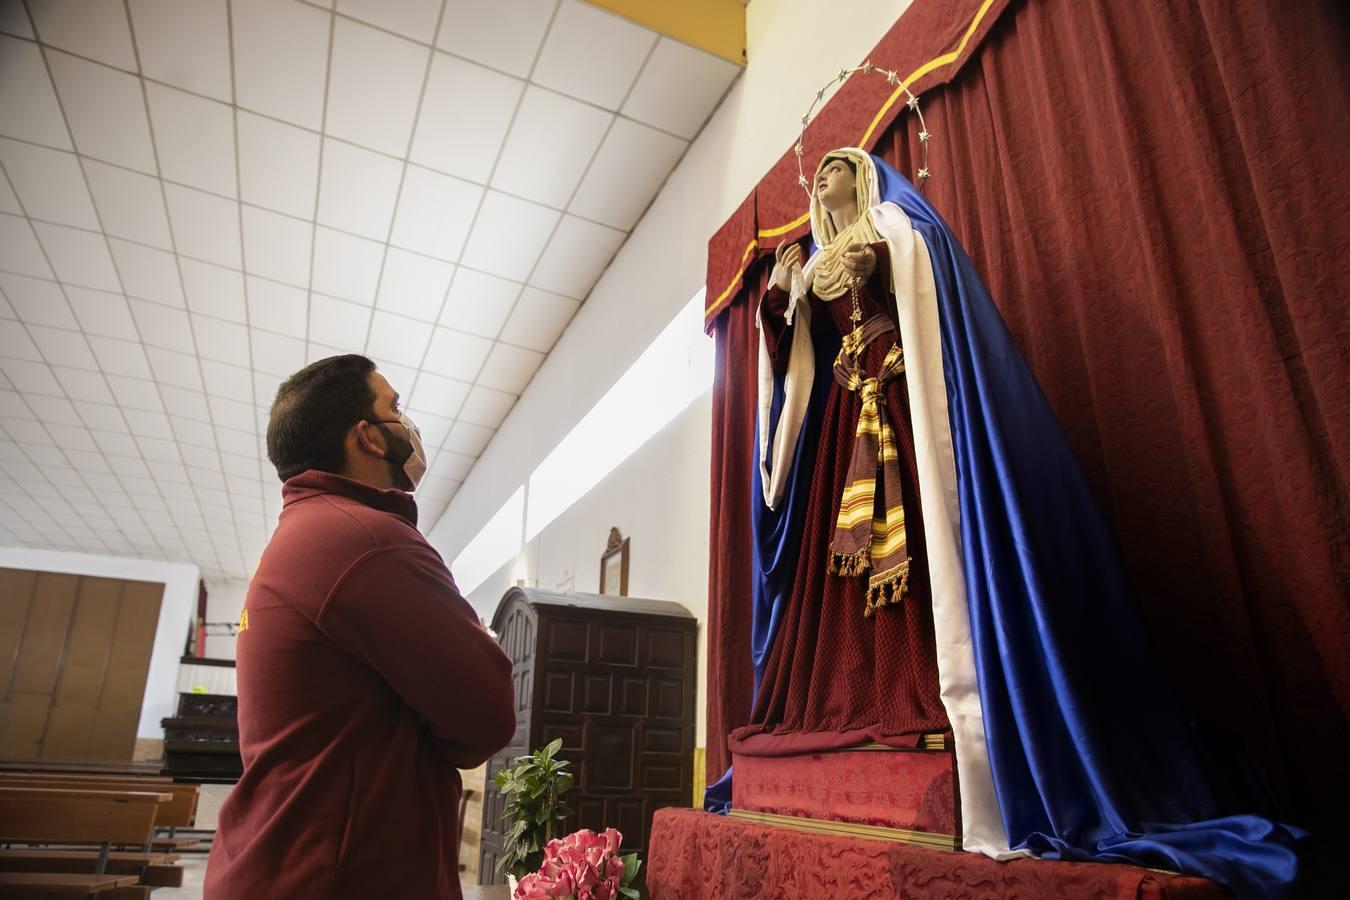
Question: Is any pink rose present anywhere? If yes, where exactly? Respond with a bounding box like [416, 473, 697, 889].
[525, 827, 628, 900]
[513, 872, 553, 900]
[545, 868, 572, 895]
[561, 858, 600, 893]
[602, 828, 623, 856]
[597, 874, 622, 900]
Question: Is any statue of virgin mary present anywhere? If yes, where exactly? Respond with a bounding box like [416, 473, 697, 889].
[714, 148, 1305, 900]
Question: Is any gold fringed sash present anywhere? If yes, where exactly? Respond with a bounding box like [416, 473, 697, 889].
[829, 315, 910, 617]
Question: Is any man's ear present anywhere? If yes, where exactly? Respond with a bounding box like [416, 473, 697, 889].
[353, 419, 386, 458]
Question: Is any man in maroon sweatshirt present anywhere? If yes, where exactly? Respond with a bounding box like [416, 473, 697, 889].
[205, 354, 515, 900]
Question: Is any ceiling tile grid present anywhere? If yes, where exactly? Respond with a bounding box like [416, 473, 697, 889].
[0, 0, 740, 580]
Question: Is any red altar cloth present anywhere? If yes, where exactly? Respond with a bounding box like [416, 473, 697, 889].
[732, 748, 957, 836]
[647, 808, 1230, 899]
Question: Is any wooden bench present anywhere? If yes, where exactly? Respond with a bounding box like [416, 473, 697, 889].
[0, 780, 197, 831]
[0, 759, 163, 778]
[0, 787, 170, 898]
[0, 778, 201, 854]
[0, 871, 142, 896]
[6, 775, 171, 786]
[0, 850, 182, 887]
[0, 778, 195, 881]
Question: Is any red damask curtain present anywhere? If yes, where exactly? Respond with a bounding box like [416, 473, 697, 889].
[705, 0, 1350, 831]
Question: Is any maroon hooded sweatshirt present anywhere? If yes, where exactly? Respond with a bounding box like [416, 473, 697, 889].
[205, 471, 515, 900]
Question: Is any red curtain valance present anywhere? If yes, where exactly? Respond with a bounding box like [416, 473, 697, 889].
[703, 0, 1014, 330]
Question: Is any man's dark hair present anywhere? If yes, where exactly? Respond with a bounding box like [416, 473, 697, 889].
[266, 354, 377, 482]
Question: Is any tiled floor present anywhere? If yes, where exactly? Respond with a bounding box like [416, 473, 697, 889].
[194, 784, 230, 831]
[160, 853, 490, 898]
[157, 855, 207, 900]
[150, 783, 226, 900]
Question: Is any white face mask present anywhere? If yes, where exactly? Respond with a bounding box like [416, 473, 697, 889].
[396, 413, 427, 491]
[373, 413, 427, 491]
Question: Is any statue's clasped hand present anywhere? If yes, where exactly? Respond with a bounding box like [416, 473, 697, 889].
[842, 243, 877, 281]
[772, 241, 805, 292]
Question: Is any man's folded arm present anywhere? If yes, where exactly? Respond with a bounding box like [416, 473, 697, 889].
[317, 545, 517, 767]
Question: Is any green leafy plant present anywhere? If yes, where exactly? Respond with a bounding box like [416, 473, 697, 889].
[493, 738, 575, 879]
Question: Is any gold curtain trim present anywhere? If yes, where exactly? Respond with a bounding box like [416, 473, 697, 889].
[728, 808, 961, 852]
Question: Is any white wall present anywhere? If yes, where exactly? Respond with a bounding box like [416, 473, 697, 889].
[202, 578, 250, 660]
[426, 0, 917, 748]
[0, 547, 200, 739]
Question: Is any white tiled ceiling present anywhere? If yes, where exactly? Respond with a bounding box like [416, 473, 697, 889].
[0, 0, 740, 581]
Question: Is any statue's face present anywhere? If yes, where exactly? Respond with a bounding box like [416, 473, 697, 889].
[815, 157, 856, 212]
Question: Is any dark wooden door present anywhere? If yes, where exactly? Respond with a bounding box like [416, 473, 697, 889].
[536, 613, 695, 858]
[478, 590, 696, 887]
[478, 602, 535, 884]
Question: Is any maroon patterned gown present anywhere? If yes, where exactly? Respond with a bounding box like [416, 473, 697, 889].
[730, 243, 950, 755]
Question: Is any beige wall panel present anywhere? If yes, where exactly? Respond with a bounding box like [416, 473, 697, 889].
[0, 692, 52, 757]
[2, 570, 168, 761]
[87, 580, 163, 758]
[10, 573, 78, 694]
[54, 578, 123, 707]
[39, 703, 95, 759]
[97, 581, 162, 714]
[87, 708, 140, 760]
[41, 578, 125, 758]
[0, 568, 37, 698]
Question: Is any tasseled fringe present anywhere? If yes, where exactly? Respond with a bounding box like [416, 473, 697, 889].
[863, 561, 911, 618]
[829, 547, 871, 578]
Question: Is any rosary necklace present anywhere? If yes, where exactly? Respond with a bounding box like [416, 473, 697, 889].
[843, 276, 865, 360]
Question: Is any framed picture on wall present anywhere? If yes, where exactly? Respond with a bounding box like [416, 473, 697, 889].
[600, 527, 629, 596]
